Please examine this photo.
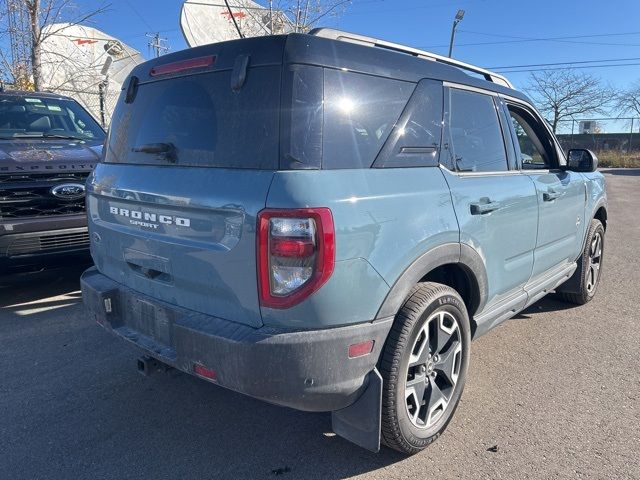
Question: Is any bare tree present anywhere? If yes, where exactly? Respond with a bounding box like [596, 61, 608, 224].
[236, 0, 350, 35]
[276, 0, 351, 32]
[525, 69, 611, 133]
[0, 0, 108, 91]
[613, 81, 640, 119]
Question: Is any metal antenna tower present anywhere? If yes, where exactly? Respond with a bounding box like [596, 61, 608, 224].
[146, 32, 169, 58]
[3, 0, 32, 83]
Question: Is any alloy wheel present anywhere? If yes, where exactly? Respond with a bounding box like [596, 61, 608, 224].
[404, 310, 463, 429]
[586, 231, 603, 293]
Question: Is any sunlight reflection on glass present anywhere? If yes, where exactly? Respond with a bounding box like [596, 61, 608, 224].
[338, 97, 356, 114]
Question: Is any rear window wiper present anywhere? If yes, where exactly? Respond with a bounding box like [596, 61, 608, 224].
[131, 142, 177, 163]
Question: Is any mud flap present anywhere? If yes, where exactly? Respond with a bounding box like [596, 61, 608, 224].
[331, 368, 382, 452]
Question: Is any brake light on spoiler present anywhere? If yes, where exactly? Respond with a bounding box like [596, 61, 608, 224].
[149, 55, 216, 77]
[257, 208, 335, 309]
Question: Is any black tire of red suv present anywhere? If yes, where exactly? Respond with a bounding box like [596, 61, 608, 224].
[379, 282, 471, 454]
[558, 218, 605, 305]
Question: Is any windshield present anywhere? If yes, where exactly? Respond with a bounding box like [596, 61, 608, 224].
[0, 94, 105, 142]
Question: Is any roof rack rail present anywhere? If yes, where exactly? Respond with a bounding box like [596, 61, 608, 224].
[309, 28, 513, 89]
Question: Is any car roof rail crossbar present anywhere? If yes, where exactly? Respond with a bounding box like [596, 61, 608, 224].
[309, 28, 513, 89]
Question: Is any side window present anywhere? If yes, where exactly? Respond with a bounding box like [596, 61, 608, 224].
[507, 107, 553, 169]
[322, 69, 415, 169]
[448, 89, 508, 172]
[374, 79, 443, 168]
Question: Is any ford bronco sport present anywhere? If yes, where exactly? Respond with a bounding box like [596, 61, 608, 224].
[1, 90, 104, 273]
[81, 29, 607, 454]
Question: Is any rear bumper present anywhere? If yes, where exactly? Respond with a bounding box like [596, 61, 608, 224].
[81, 267, 393, 412]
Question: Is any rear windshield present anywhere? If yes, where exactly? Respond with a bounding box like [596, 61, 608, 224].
[0, 94, 105, 142]
[104, 66, 281, 169]
[105, 63, 417, 170]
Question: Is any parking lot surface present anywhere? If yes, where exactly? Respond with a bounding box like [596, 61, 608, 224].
[1, 169, 639, 480]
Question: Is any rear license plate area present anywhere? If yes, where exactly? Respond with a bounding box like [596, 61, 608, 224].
[125, 296, 172, 346]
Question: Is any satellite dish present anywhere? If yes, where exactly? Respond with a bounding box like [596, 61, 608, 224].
[180, 0, 293, 47]
[39, 23, 144, 125]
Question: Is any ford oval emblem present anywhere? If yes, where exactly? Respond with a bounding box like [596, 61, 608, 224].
[51, 183, 86, 200]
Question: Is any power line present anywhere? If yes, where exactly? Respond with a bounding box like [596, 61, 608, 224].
[460, 28, 640, 42]
[495, 63, 640, 74]
[124, 0, 154, 31]
[491, 57, 640, 70]
[420, 29, 640, 49]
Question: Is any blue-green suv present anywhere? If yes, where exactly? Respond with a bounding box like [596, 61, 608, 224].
[81, 29, 607, 454]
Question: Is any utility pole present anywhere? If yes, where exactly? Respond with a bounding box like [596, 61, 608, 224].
[448, 9, 465, 58]
[146, 32, 169, 58]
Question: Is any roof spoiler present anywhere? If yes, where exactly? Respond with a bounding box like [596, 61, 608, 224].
[309, 28, 513, 89]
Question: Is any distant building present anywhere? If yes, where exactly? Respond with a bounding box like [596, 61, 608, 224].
[579, 120, 601, 134]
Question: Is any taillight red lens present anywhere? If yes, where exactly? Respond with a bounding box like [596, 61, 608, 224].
[270, 237, 315, 258]
[257, 208, 335, 309]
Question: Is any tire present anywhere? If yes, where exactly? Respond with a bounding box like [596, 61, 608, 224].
[558, 219, 605, 305]
[379, 282, 471, 454]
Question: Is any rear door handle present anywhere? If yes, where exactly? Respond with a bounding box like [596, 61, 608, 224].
[470, 201, 502, 215]
[543, 190, 563, 201]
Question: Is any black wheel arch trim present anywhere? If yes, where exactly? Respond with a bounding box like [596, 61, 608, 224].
[562, 203, 607, 295]
[577, 199, 608, 260]
[375, 242, 488, 320]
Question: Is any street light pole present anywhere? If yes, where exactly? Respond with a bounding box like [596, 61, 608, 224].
[448, 9, 465, 58]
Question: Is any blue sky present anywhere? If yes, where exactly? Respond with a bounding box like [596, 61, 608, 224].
[83, 0, 640, 92]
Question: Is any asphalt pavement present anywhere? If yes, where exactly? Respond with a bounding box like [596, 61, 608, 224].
[1, 169, 638, 480]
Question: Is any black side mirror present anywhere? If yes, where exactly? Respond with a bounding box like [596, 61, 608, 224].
[567, 149, 598, 173]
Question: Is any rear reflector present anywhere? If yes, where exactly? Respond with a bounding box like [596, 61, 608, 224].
[193, 363, 217, 380]
[348, 340, 375, 358]
[150, 55, 216, 76]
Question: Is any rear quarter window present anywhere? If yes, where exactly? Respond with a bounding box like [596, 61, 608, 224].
[322, 70, 415, 169]
[105, 66, 281, 169]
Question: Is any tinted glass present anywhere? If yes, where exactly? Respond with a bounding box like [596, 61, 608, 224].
[374, 79, 443, 168]
[105, 66, 280, 168]
[282, 65, 324, 169]
[0, 94, 105, 142]
[322, 69, 414, 169]
[508, 108, 552, 169]
[448, 89, 507, 172]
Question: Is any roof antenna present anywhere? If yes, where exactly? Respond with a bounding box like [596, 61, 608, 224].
[223, 0, 244, 38]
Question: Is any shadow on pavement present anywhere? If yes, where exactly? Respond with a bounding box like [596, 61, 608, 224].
[513, 295, 576, 320]
[0, 263, 87, 308]
[78, 365, 410, 479]
[600, 168, 640, 176]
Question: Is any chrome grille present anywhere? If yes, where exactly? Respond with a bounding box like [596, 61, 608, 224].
[0, 172, 89, 219]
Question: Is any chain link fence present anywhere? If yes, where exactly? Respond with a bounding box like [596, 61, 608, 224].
[555, 118, 640, 167]
[556, 118, 638, 150]
[50, 84, 120, 128]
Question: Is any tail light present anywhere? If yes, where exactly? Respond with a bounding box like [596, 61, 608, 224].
[257, 208, 335, 308]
